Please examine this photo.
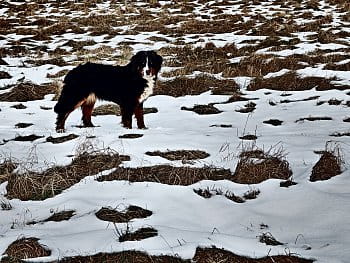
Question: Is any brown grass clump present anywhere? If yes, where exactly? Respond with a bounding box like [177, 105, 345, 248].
[46, 134, 79, 144]
[92, 104, 157, 116]
[6, 151, 130, 201]
[3, 237, 51, 261]
[60, 250, 188, 263]
[181, 104, 222, 115]
[0, 160, 17, 185]
[44, 210, 75, 222]
[233, 148, 292, 184]
[193, 247, 313, 263]
[146, 150, 210, 161]
[95, 205, 152, 223]
[0, 82, 59, 102]
[97, 165, 232, 186]
[310, 149, 342, 182]
[118, 227, 158, 242]
[263, 119, 283, 126]
[156, 75, 239, 97]
[248, 71, 350, 91]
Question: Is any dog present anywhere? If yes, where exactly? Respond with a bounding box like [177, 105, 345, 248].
[54, 50, 163, 132]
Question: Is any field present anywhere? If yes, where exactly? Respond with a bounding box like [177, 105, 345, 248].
[0, 0, 350, 262]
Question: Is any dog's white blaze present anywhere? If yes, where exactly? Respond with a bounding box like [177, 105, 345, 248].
[143, 57, 149, 77]
[86, 93, 96, 105]
[139, 75, 155, 103]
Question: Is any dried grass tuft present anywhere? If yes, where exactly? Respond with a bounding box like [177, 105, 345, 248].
[0, 82, 59, 102]
[310, 146, 343, 182]
[118, 227, 158, 242]
[96, 205, 152, 223]
[0, 160, 17, 184]
[6, 151, 130, 201]
[4, 237, 51, 260]
[233, 146, 292, 184]
[98, 165, 232, 186]
[193, 246, 313, 263]
[146, 150, 210, 161]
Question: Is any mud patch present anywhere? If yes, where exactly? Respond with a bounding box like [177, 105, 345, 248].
[96, 205, 152, 223]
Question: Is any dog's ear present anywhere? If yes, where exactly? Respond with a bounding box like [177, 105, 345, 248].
[148, 51, 163, 71]
[129, 51, 146, 73]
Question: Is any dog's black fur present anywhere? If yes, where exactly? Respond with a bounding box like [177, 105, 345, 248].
[54, 51, 162, 132]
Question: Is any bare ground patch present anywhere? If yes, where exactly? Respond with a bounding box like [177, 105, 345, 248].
[6, 151, 130, 201]
[95, 205, 152, 223]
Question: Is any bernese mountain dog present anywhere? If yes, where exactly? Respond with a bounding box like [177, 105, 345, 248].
[54, 50, 163, 132]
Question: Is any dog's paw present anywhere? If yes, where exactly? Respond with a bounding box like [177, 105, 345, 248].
[56, 128, 66, 133]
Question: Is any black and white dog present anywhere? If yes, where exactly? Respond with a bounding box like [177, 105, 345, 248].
[54, 51, 163, 132]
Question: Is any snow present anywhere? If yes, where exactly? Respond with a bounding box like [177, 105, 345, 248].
[1, 0, 350, 262]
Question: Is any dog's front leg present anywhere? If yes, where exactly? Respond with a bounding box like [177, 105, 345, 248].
[120, 106, 133, 129]
[134, 102, 146, 129]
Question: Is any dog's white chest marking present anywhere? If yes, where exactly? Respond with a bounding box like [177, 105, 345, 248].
[139, 75, 155, 103]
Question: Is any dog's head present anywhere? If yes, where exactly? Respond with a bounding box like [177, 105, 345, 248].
[130, 51, 163, 79]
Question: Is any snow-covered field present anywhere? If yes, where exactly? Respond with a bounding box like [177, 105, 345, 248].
[0, 0, 350, 262]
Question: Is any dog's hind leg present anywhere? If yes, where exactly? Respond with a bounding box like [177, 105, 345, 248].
[134, 102, 146, 129]
[81, 93, 96, 127]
